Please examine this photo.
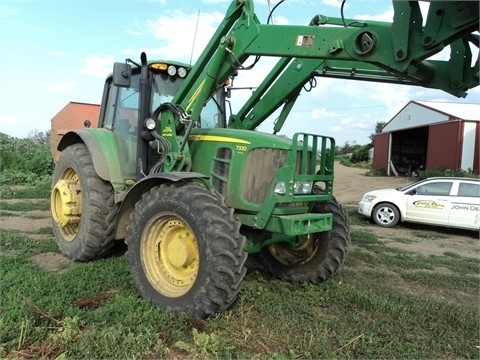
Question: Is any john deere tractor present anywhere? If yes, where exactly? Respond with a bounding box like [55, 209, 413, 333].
[51, 0, 479, 318]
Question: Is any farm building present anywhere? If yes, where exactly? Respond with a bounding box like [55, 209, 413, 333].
[50, 102, 100, 162]
[373, 100, 480, 176]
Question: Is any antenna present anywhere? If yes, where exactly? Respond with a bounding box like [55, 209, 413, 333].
[190, 10, 201, 66]
[267, 0, 274, 24]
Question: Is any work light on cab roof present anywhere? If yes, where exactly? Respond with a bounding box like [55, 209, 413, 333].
[149, 62, 187, 78]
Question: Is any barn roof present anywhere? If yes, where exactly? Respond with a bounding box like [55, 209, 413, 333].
[51, 101, 100, 124]
[415, 101, 480, 121]
[382, 100, 480, 132]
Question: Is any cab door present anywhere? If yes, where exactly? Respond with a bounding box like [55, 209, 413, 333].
[404, 180, 453, 226]
[101, 75, 140, 180]
[448, 181, 480, 230]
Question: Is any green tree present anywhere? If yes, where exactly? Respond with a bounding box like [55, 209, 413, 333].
[336, 141, 362, 155]
[350, 144, 372, 163]
[28, 129, 51, 145]
[0, 132, 54, 184]
[369, 121, 387, 144]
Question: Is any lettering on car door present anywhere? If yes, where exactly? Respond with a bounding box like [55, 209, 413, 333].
[405, 181, 453, 226]
[449, 182, 480, 230]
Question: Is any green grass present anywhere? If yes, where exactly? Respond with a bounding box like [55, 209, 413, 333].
[0, 176, 52, 199]
[0, 211, 16, 218]
[413, 229, 450, 240]
[1, 198, 478, 359]
[0, 199, 50, 212]
[344, 206, 373, 226]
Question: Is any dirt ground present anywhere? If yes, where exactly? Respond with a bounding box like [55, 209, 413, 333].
[333, 162, 411, 205]
[1, 163, 478, 273]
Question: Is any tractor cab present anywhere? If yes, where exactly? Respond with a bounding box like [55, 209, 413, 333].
[99, 60, 227, 180]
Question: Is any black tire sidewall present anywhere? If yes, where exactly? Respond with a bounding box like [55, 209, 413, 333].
[52, 144, 117, 260]
[128, 197, 213, 310]
[259, 197, 350, 283]
[127, 183, 247, 318]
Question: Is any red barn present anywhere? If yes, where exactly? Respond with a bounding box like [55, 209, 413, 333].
[373, 101, 480, 176]
[50, 102, 100, 162]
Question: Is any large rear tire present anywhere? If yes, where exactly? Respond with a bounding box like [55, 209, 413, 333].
[258, 196, 350, 283]
[51, 143, 118, 261]
[126, 182, 247, 318]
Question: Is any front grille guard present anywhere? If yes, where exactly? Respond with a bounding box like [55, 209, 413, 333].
[249, 132, 335, 230]
[291, 132, 335, 198]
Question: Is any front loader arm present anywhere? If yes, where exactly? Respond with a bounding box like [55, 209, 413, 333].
[159, 0, 478, 170]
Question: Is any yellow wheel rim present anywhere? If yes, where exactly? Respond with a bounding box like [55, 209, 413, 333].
[141, 213, 199, 298]
[51, 167, 82, 241]
[268, 234, 318, 266]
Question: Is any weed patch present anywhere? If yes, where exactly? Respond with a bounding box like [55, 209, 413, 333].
[0, 229, 57, 256]
[0, 200, 50, 212]
[1, 197, 478, 358]
[345, 206, 372, 226]
[413, 229, 449, 239]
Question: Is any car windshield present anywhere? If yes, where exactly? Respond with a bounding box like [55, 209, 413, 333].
[396, 180, 424, 192]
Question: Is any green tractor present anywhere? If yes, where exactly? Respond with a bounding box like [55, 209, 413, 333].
[51, 0, 478, 318]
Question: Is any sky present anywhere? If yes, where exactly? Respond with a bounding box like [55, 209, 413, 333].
[1, 0, 479, 146]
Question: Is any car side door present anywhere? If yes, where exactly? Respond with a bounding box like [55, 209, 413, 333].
[404, 180, 453, 226]
[448, 181, 480, 230]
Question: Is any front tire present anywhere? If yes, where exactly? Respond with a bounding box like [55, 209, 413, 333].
[126, 182, 247, 318]
[51, 143, 118, 261]
[372, 202, 400, 227]
[258, 196, 350, 283]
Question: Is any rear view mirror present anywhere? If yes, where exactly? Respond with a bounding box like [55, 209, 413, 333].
[113, 62, 132, 87]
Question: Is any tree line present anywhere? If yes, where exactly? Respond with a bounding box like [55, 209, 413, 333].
[336, 121, 386, 163]
[0, 130, 54, 185]
[0, 121, 387, 185]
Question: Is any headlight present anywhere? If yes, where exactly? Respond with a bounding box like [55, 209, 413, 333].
[293, 181, 313, 194]
[167, 65, 177, 76]
[177, 67, 187, 78]
[273, 181, 313, 196]
[273, 181, 287, 195]
[145, 118, 156, 130]
[362, 194, 376, 202]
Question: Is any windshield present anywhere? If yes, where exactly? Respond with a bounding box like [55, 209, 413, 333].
[152, 72, 181, 109]
[396, 178, 431, 192]
[152, 72, 225, 128]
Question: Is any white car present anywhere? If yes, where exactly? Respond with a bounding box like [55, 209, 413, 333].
[358, 177, 480, 231]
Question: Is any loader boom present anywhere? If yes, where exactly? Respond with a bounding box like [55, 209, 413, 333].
[157, 0, 478, 170]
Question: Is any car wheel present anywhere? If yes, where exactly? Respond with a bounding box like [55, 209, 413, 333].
[372, 202, 400, 228]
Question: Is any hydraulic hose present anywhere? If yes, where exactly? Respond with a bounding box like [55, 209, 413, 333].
[137, 52, 151, 180]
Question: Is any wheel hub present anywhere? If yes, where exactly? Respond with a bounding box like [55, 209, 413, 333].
[51, 178, 82, 228]
[142, 215, 199, 297]
[378, 208, 393, 223]
[166, 234, 195, 268]
[269, 234, 318, 266]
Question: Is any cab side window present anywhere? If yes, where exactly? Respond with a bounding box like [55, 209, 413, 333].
[416, 182, 452, 196]
[114, 77, 140, 135]
[102, 83, 118, 130]
[101, 79, 139, 133]
[458, 183, 480, 197]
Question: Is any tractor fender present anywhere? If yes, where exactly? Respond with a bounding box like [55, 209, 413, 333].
[114, 172, 209, 239]
[57, 129, 122, 184]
